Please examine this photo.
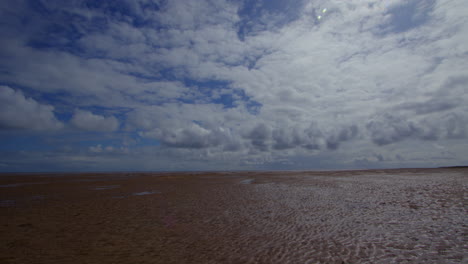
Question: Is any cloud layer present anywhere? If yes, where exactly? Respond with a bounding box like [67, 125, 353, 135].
[0, 0, 467, 171]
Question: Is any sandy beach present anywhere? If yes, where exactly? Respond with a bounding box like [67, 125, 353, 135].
[1, 168, 467, 263]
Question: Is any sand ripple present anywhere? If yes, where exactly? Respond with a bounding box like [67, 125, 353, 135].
[191, 171, 467, 263]
[0, 169, 466, 263]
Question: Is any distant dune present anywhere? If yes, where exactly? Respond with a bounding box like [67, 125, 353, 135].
[1, 168, 466, 263]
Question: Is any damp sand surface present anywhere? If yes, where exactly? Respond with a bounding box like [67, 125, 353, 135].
[0, 169, 467, 263]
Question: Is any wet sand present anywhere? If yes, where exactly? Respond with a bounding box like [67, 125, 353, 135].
[1, 168, 467, 263]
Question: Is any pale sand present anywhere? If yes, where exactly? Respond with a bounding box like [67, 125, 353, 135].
[1, 168, 467, 263]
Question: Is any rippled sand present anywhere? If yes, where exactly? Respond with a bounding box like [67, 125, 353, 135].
[1, 168, 467, 263]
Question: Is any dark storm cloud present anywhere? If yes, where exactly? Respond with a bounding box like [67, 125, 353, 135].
[245, 123, 358, 152]
[396, 75, 468, 115]
[272, 123, 323, 150]
[367, 112, 467, 146]
[326, 125, 359, 150]
[445, 113, 467, 139]
[367, 114, 420, 146]
[396, 99, 459, 115]
[149, 125, 226, 149]
[271, 127, 298, 150]
[434, 75, 468, 98]
[368, 74, 468, 146]
[246, 123, 271, 151]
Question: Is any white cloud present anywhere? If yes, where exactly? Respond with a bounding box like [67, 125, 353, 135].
[70, 109, 119, 132]
[1, 0, 468, 170]
[116, 0, 468, 165]
[0, 86, 63, 130]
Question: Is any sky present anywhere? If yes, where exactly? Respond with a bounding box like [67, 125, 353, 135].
[0, 0, 467, 172]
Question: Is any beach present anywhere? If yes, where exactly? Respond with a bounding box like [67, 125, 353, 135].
[1, 168, 467, 263]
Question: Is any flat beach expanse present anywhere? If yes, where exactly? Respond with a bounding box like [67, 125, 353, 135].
[1, 168, 467, 263]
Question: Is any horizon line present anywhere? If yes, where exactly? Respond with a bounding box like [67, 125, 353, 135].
[1, 166, 467, 175]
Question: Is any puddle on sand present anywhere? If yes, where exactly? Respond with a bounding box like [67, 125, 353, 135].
[132, 191, 160, 196]
[111, 191, 160, 199]
[0, 184, 24, 188]
[0, 200, 16, 207]
[91, 185, 120, 190]
[240, 179, 254, 184]
[0, 182, 47, 188]
[30, 195, 45, 201]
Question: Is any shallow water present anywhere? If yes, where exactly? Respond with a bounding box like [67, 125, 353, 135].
[240, 178, 254, 184]
[132, 191, 160, 196]
[0, 182, 47, 187]
[0, 200, 15, 207]
[91, 185, 120, 190]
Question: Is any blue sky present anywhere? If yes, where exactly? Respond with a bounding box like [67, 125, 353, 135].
[0, 0, 467, 172]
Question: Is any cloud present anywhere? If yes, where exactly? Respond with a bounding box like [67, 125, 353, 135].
[396, 99, 459, 115]
[366, 112, 467, 146]
[88, 144, 129, 154]
[245, 123, 271, 151]
[272, 125, 315, 151]
[143, 124, 225, 149]
[70, 109, 119, 132]
[0, 86, 63, 130]
[1, 0, 468, 171]
[444, 113, 467, 139]
[366, 114, 420, 145]
[326, 125, 359, 150]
